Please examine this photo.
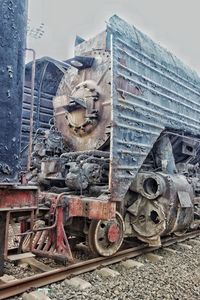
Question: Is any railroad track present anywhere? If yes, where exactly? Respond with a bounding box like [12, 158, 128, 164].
[1, 230, 200, 300]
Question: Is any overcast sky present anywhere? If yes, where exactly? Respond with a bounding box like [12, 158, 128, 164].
[28, 0, 200, 74]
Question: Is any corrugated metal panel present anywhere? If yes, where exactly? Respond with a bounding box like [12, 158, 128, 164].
[108, 15, 200, 202]
[20, 59, 64, 169]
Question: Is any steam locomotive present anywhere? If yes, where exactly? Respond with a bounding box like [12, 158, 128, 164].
[0, 0, 200, 270]
[24, 15, 200, 260]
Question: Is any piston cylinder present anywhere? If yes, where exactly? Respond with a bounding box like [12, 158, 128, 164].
[128, 172, 194, 246]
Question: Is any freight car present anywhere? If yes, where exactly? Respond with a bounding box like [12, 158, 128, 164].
[0, 0, 37, 275]
[22, 15, 200, 262]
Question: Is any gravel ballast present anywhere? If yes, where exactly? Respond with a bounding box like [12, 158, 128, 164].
[8, 237, 200, 300]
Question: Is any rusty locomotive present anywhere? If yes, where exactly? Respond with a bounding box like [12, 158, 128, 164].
[23, 15, 200, 260]
[0, 3, 200, 270]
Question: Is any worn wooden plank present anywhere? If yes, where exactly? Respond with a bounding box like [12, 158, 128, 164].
[7, 252, 35, 261]
[20, 258, 53, 272]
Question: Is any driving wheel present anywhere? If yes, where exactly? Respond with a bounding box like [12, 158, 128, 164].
[88, 212, 124, 256]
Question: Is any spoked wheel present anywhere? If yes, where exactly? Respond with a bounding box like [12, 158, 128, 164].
[88, 212, 124, 257]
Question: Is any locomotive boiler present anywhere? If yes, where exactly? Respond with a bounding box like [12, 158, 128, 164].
[25, 15, 200, 260]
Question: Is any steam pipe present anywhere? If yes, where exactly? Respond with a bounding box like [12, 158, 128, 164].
[26, 48, 36, 170]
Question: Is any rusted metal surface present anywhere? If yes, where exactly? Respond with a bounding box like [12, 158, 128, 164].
[0, 184, 38, 274]
[26, 192, 116, 262]
[0, 185, 38, 208]
[107, 15, 200, 202]
[0, 212, 6, 275]
[53, 50, 111, 151]
[0, 0, 28, 181]
[29, 208, 73, 263]
[21, 54, 97, 169]
[87, 211, 124, 256]
[128, 172, 194, 246]
[22, 192, 73, 262]
[68, 196, 116, 220]
[40, 192, 116, 221]
[23, 193, 115, 262]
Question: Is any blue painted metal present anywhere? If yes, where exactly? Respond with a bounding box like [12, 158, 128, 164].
[107, 15, 200, 202]
[0, 0, 28, 181]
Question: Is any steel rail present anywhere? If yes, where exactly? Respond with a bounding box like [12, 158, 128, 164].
[0, 230, 199, 299]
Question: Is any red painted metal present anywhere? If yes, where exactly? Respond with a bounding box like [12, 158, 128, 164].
[0, 185, 38, 272]
[68, 196, 116, 220]
[107, 223, 120, 243]
[29, 192, 117, 262]
[22, 193, 73, 262]
[55, 206, 73, 262]
[39, 192, 116, 220]
[29, 225, 73, 263]
[0, 185, 38, 209]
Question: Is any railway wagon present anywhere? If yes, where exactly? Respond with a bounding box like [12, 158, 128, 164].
[24, 15, 200, 261]
[0, 0, 37, 275]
